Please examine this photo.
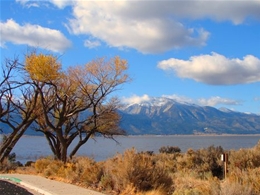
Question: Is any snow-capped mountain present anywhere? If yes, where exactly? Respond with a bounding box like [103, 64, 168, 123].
[119, 97, 260, 135]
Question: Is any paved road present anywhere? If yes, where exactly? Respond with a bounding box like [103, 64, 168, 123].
[0, 174, 106, 195]
[0, 180, 34, 195]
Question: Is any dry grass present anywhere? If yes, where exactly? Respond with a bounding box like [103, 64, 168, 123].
[223, 167, 260, 195]
[220, 180, 253, 195]
[120, 185, 168, 195]
[2, 141, 260, 195]
[173, 172, 220, 195]
[100, 148, 173, 194]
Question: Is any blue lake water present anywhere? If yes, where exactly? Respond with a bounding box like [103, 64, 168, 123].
[10, 135, 260, 163]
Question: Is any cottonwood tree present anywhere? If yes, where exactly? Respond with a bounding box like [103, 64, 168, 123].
[25, 53, 129, 162]
[0, 58, 40, 163]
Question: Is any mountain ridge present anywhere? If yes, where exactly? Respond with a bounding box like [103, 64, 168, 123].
[119, 97, 260, 135]
[1, 97, 259, 136]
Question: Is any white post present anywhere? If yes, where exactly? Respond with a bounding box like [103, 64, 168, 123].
[221, 153, 228, 179]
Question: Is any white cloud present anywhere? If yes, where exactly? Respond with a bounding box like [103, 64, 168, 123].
[122, 94, 241, 108]
[15, 0, 40, 8]
[198, 96, 241, 107]
[0, 19, 71, 53]
[163, 94, 240, 107]
[158, 52, 260, 85]
[16, 0, 73, 8]
[61, 1, 260, 53]
[151, 1, 260, 24]
[162, 94, 194, 104]
[254, 97, 260, 102]
[48, 0, 74, 9]
[122, 94, 150, 105]
[66, 1, 209, 54]
[15, 1, 260, 53]
[84, 39, 101, 49]
[15, 0, 30, 5]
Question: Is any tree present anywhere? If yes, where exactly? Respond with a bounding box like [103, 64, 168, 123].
[0, 57, 40, 163]
[25, 53, 130, 162]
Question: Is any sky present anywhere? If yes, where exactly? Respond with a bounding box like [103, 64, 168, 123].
[1, 0, 260, 114]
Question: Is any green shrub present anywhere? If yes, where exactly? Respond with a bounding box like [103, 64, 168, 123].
[159, 146, 181, 154]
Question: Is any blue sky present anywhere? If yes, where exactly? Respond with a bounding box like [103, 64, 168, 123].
[1, 0, 260, 114]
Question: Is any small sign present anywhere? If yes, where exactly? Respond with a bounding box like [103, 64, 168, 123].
[221, 153, 224, 161]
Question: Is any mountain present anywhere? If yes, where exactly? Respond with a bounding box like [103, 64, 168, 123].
[119, 97, 260, 135]
[1, 97, 260, 136]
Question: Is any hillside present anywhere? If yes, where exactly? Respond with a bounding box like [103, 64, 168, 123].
[1, 97, 260, 136]
[119, 97, 260, 135]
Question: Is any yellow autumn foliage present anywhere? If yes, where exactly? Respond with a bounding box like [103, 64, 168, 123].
[25, 53, 62, 82]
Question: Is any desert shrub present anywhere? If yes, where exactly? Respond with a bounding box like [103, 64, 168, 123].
[224, 168, 260, 195]
[101, 148, 173, 194]
[197, 145, 224, 178]
[35, 157, 102, 187]
[120, 185, 168, 195]
[34, 158, 53, 173]
[159, 146, 181, 154]
[0, 158, 17, 172]
[177, 146, 224, 179]
[33, 158, 53, 172]
[254, 140, 260, 150]
[10, 142, 260, 195]
[173, 172, 220, 195]
[221, 179, 253, 195]
[73, 157, 103, 187]
[0, 152, 23, 172]
[35, 158, 70, 179]
[43, 160, 64, 177]
[153, 152, 180, 176]
[24, 161, 34, 167]
[229, 147, 260, 171]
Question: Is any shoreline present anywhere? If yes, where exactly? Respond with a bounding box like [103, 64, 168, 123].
[2, 133, 260, 138]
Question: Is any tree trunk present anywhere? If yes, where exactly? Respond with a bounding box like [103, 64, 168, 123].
[55, 129, 68, 163]
[0, 123, 31, 163]
[69, 132, 93, 159]
[60, 143, 67, 163]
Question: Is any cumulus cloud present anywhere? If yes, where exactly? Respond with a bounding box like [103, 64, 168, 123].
[16, 0, 39, 8]
[59, 1, 260, 53]
[122, 94, 240, 108]
[84, 39, 101, 49]
[163, 94, 240, 107]
[15, 0, 30, 5]
[16, 0, 73, 8]
[158, 52, 260, 85]
[162, 94, 194, 104]
[0, 19, 71, 53]
[48, 0, 74, 9]
[66, 1, 209, 54]
[151, 1, 260, 24]
[198, 96, 241, 107]
[15, 1, 260, 53]
[254, 97, 260, 102]
[122, 94, 151, 105]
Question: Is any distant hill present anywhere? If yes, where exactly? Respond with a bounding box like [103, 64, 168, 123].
[119, 97, 260, 135]
[1, 97, 260, 136]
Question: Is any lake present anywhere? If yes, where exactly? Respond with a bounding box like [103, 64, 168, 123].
[10, 135, 260, 164]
